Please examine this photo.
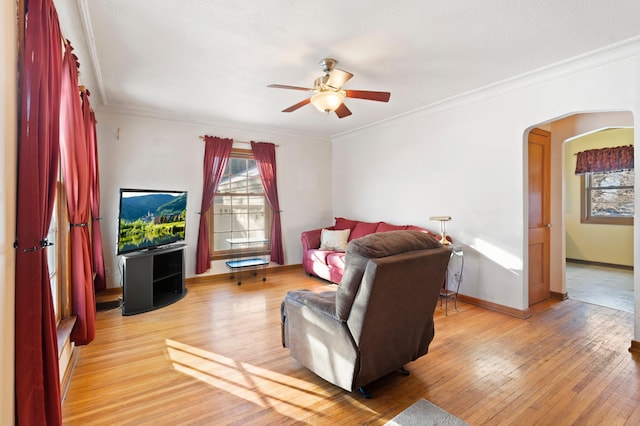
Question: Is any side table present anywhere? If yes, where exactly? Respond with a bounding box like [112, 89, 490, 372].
[441, 243, 464, 315]
[225, 237, 270, 285]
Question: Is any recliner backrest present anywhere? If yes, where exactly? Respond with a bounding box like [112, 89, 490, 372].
[349, 247, 451, 389]
[335, 230, 443, 321]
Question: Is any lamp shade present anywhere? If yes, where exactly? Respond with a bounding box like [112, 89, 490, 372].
[429, 216, 452, 245]
[310, 91, 344, 112]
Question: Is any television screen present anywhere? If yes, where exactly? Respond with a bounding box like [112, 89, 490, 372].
[117, 189, 187, 255]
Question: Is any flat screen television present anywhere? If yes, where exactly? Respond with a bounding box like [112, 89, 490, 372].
[116, 188, 187, 255]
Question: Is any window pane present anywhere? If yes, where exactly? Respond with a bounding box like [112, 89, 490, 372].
[590, 188, 634, 216]
[213, 196, 232, 227]
[213, 211, 231, 233]
[213, 231, 232, 251]
[591, 170, 634, 187]
[47, 197, 58, 316]
[231, 196, 249, 213]
[217, 163, 232, 192]
[47, 205, 56, 264]
[231, 157, 249, 175]
[46, 243, 56, 274]
[247, 175, 263, 194]
[49, 273, 58, 317]
[231, 212, 248, 233]
[248, 196, 265, 231]
[227, 158, 248, 194]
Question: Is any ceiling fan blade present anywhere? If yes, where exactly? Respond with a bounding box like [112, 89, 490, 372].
[326, 69, 353, 89]
[282, 98, 311, 112]
[345, 90, 391, 102]
[335, 103, 352, 119]
[268, 84, 313, 91]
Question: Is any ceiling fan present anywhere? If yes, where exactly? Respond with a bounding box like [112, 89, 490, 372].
[268, 58, 391, 119]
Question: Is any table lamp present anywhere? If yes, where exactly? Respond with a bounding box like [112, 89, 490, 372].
[429, 216, 452, 245]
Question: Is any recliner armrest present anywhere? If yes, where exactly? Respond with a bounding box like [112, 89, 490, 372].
[284, 290, 338, 321]
[281, 289, 359, 391]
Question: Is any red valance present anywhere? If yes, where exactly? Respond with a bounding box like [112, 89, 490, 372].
[575, 145, 634, 175]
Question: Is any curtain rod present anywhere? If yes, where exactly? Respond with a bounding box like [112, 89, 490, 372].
[198, 136, 279, 147]
[573, 144, 634, 155]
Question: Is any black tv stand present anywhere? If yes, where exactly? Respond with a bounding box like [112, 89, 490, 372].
[121, 244, 187, 315]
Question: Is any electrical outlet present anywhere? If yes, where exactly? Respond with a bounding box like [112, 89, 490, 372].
[105, 266, 111, 276]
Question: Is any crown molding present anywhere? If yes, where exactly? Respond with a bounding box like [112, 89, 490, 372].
[333, 36, 640, 140]
[95, 104, 331, 143]
[77, 0, 107, 104]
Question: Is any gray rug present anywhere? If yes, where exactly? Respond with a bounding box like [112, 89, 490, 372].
[385, 399, 469, 426]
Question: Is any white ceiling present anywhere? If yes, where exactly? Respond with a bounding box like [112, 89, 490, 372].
[55, 0, 640, 139]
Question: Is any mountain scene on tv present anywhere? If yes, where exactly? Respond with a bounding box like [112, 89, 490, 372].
[118, 191, 187, 253]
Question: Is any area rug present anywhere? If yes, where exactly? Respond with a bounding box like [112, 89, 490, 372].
[385, 398, 469, 426]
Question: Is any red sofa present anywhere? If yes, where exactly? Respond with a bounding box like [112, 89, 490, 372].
[301, 217, 440, 283]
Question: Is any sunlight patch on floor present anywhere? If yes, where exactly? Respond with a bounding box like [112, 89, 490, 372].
[165, 338, 337, 420]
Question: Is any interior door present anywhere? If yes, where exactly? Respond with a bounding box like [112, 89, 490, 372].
[528, 128, 551, 305]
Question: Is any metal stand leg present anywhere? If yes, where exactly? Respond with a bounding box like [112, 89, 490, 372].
[442, 244, 464, 315]
[358, 387, 372, 399]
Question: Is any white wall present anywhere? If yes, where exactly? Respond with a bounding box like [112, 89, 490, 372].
[332, 37, 640, 336]
[1, 1, 16, 423]
[95, 109, 333, 286]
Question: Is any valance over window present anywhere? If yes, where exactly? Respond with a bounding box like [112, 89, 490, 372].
[575, 145, 634, 175]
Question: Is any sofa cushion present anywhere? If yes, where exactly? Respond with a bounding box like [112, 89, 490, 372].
[309, 249, 332, 265]
[326, 252, 346, 270]
[320, 228, 350, 251]
[349, 221, 381, 240]
[334, 217, 359, 231]
[376, 222, 407, 233]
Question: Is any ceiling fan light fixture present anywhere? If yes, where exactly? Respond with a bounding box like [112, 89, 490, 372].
[310, 91, 344, 113]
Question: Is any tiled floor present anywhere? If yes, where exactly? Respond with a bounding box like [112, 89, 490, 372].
[565, 261, 634, 313]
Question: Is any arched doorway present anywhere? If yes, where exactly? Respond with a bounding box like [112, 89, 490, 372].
[527, 111, 634, 310]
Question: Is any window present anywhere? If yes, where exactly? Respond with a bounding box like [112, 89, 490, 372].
[46, 178, 70, 324]
[46, 192, 59, 322]
[581, 170, 634, 225]
[209, 148, 271, 258]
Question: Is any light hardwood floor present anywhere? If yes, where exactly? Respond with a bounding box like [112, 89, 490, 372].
[63, 268, 640, 425]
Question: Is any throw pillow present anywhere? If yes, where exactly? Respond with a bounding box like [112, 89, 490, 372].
[334, 217, 359, 230]
[350, 221, 382, 240]
[320, 228, 351, 251]
[376, 222, 408, 232]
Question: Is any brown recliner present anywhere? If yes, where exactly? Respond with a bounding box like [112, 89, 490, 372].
[281, 230, 450, 396]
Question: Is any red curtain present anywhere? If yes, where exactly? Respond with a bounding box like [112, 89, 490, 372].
[196, 136, 233, 274]
[251, 142, 284, 265]
[83, 90, 106, 291]
[15, 0, 63, 423]
[59, 43, 96, 345]
[575, 145, 634, 174]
